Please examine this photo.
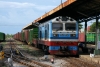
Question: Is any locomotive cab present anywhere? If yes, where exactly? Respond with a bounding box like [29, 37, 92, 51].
[51, 16, 78, 40]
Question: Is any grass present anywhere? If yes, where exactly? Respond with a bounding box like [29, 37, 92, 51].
[2, 66, 7, 67]
[18, 44, 44, 57]
[28, 50, 44, 57]
[18, 44, 31, 53]
[0, 42, 6, 47]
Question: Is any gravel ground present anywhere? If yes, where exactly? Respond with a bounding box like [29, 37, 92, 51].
[2, 40, 99, 67]
[0, 57, 28, 67]
[4, 59, 28, 67]
[40, 58, 70, 67]
[13, 61, 28, 67]
[16, 42, 71, 67]
[0, 41, 28, 67]
[1, 40, 71, 67]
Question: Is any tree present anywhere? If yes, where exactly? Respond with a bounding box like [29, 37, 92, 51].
[79, 23, 83, 30]
[89, 22, 100, 32]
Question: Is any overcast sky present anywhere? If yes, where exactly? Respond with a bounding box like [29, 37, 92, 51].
[0, 0, 96, 34]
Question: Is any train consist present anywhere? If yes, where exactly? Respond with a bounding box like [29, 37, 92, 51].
[13, 16, 79, 56]
[0, 32, 5, 42]
[79, 32, 100, 44]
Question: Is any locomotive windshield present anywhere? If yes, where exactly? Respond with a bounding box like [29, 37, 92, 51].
[52, 23, 63, 31]
[65, 23, 76, 30]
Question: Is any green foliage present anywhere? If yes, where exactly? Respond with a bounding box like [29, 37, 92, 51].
[6, 34, 13, 38]
[79, 23, 83, 30]
[89, 22, 100, 32]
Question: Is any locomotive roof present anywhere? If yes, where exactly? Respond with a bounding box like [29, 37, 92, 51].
[23, 0, 100, 29]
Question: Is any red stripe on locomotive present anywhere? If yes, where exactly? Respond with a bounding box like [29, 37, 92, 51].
[38, 40, 78, 46]
[49, 50, 77, 55]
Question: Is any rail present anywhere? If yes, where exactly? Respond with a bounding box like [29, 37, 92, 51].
[4, 39, 52, 67]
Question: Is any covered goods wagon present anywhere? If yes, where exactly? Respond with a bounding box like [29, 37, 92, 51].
[24, 30, 29, 43]
[28, 28, 38, 45]
[21, 31, 25, 42]
[0, 32, 5, 42]
[79, 32, 100, 43]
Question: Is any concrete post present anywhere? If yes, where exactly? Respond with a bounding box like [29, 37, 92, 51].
[94, 16, 100, 55]
[95, 16, 99, 49]
[84, 20, 87, 47]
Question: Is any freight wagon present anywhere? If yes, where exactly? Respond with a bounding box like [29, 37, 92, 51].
[78, 32, 100, 53]
[79, 32, 100, 44]
[29, 28, 38, 45]
[14, 28, 38, 45]
[21, 28, 38, 45]
[0, 32, 5, 42]
[21, 30, 25, 42]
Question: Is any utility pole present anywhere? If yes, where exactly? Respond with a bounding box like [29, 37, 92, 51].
[61, 0, 63, 8]
[61, 0, 62, 4]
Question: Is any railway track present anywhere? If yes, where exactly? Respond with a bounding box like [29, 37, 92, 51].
[62, 57, 100, 67]
[53, 55, 100, 67]
[4, 40, 52, 67]
[4, 39, 100, 67]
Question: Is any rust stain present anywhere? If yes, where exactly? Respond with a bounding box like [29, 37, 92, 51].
[34, 0, 76, 23]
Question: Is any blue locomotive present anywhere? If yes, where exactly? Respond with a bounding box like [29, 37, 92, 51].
[37, 16, 79, 55]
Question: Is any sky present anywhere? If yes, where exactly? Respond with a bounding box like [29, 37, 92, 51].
[0, 0, 66, 34]
[0, 0, 97, 34]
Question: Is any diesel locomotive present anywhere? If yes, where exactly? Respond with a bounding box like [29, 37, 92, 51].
[14, 16, 79, 56]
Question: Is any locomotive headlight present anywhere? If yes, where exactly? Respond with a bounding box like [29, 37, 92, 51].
[73, 34, 76, 36]
[53, 34, 57, 37]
